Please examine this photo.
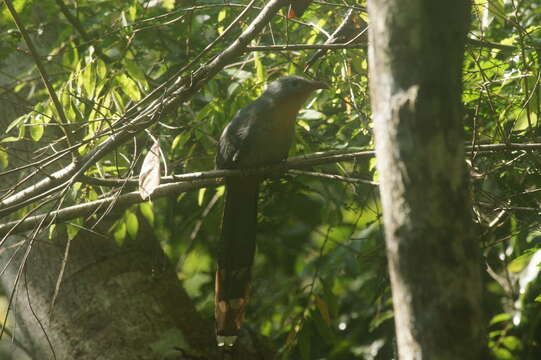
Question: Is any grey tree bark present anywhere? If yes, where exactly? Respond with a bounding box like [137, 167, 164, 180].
[367, 1, 487, 359]
[0, 212, 272, 360]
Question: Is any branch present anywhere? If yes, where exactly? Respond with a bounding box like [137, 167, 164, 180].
[466, 38, 516, 51]
[53, 0, 112, 62]
[4, 0, 76, 149]
[2, 142, 540, 236]
[245, 38, 518, 52]
[0, 179, 221, 236]
[247, 42, 366, 51]
[0, 0, 289, 216]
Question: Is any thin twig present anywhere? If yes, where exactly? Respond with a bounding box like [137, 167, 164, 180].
[245, 38, 517, 52]
[53, 0, 111, 62]
[0, 0, 290, 216]
[3, 141, 541, 235]
[4, 0, 76, 151]
[247, 42, 366, 51]
[288, 169, 378, 185]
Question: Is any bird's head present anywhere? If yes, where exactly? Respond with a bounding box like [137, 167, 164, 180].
[264, 75, 328, 102]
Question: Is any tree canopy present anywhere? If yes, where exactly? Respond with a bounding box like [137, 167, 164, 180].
[0, 0, 540, 359]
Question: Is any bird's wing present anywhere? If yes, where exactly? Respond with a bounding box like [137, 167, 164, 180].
[216, 98, 271, 169]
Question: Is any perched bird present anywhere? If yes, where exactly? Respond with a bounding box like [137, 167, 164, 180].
[215, 76, 327, 347]
[304, 9, 368, 72]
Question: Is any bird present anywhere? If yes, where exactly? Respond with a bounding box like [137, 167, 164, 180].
[215, 75, 327, 347]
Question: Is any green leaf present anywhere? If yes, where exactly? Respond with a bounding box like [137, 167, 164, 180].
[298, 119, 310, 131]
[501, 336, 522, 351]
[82, 63, 96, 97]
[66, 218, 82, 241]
[513, 111, 537, 131]
[490, 313, 511, 326]
[1, 0, 28, 22]
[6, 113, 27, 134]
[0, 148, 8, 168]
[30, 114, 44, 141]
[218, 9, 227, 23]
[0, 136, 22, 143]
[254, 51, 266, 90]
[197, 188, 206, 206]
[96, 59, 107, 80]
[113, 221, 127, 246]
[116, 73, 141, 101]
[125, 211, 139, 240]
[369, 310, 394, 332]
[171, 131, 191, 152]
[217, 9, 227, 34]
[127, 4, 137, 21]
[62, 44, 79, 68]
[111, 88, 126, 110]
[491, 347, 513, 359]
[124, 59, 146, 83]
[182, 248, 212, 274]
[508, 252, 534, 273]
[49, 223, 65, 240]
[161, 0, 175, 10]
[139, 201, 154, 226]
[535, 294, 541, 302]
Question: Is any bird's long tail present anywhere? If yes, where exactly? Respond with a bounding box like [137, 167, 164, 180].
[215, 176, 259, 346]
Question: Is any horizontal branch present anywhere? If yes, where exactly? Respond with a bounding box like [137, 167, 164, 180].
[246, 42, 366, 51]
[2, 142, 540, 236]
[245, 38, 517, 52]
[0, 179, 222, 236]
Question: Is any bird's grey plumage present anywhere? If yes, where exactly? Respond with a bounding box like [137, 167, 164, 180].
[217, 75, 327, 169]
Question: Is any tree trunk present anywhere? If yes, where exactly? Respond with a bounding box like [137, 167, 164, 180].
[367, 1, 487, 359]
[1, 212, 271, 359]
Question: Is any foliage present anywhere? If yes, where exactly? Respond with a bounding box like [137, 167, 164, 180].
[0, 0, 540, 359]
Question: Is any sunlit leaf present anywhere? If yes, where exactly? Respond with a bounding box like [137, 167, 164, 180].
[116, 73, 141, 101]
[6, 113, 27, 134]
[162, 0, 175, 10]
[139, 201, 154, 226]
[501, 336, 522, 351]
[197, 188, 206, 206]
[171, 131, 191, 152]
[489, 313, 511, 325]
[125, 211, 139, 240]
[30, 114, 44, 141]
[0, 148, 8, 169]
[113, 221, 127, 246]
[254, 51, 266, 91]
[66, 218, 83, 241]
[96, 59, 107, 80]
[508, 252, 534, 273]
[82, 63, 96, 97]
